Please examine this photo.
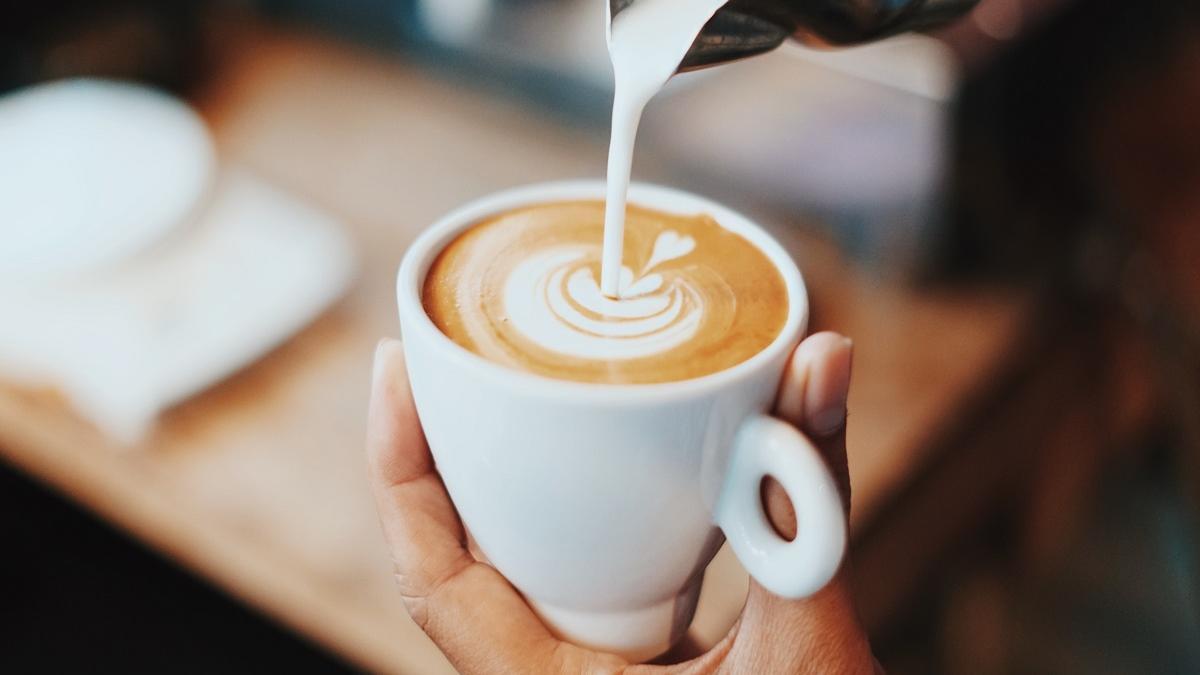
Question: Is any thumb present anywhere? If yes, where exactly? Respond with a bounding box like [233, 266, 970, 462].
[771, 331, 854, 526]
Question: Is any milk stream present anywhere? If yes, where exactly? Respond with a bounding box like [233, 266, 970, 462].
[601, 0, 729, 298]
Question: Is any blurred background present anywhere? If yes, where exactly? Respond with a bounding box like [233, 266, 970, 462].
[1, 0, 1198, 673]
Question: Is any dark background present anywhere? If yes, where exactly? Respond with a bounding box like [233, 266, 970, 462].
[0, 462, 355, 673]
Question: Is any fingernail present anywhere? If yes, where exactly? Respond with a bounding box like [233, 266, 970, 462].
[373, 338, 401, 387]
[805, 337, 853, 437]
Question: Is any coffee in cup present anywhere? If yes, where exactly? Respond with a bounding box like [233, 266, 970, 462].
[423, 199, 788, 384]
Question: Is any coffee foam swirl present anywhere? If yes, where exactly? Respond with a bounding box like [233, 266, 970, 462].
[504, 230, 704, 360]
[423, 201, 787, 385]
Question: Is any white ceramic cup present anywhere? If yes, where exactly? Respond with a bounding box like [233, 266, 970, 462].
[396, 180, 846, 662]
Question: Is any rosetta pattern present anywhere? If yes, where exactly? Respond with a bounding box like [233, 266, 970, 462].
[503, 231, 703, 360]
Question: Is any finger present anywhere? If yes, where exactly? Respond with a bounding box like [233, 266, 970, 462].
[795, 331, 852, 513]
[766, 332, 854, 539]
[367, 339, 618, 674]
[367, 339, 471, 614]
[775, 331, 853, 445]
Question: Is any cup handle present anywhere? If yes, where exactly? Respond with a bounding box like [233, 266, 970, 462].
[714, 415, 847, 598]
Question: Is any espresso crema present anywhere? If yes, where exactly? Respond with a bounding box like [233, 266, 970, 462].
[423, 200, 788, 384]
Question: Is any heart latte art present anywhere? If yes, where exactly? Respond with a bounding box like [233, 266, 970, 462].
[423, 201, 788, 384]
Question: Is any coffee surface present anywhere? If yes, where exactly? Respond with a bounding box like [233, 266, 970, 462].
[423, 200, 788, 384]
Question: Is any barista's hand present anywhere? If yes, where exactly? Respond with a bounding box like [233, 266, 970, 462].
[368, 333, 880, 674]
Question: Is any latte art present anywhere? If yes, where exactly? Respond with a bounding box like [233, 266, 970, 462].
[503, 230, 722, 360]
[423, 201, 787, 384]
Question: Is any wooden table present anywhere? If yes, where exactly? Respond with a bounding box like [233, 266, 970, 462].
[0, 32, 1034, 674]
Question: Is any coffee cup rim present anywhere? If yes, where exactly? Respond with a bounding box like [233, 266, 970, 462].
[396, 180, 808, 403]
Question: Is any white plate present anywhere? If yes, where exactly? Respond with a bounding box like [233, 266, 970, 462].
[0, 79, 216, 283]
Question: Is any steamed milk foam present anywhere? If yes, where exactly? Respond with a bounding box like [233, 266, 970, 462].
[423, 201, 787, 384]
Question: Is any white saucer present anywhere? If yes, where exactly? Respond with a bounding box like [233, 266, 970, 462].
[0, 168, 357, 442]
[0, 79, 215, 283]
